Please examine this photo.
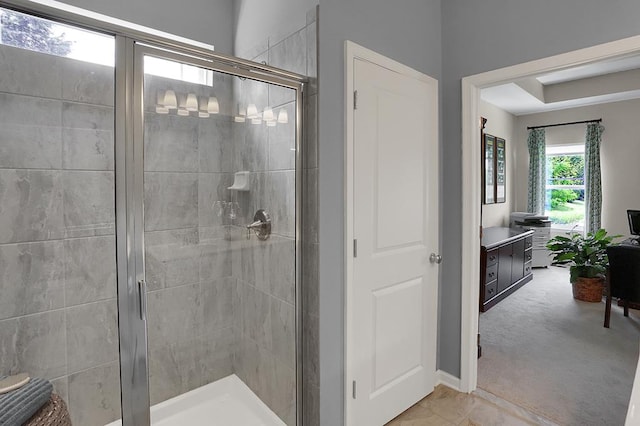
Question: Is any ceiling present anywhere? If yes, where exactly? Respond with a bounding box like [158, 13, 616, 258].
[481, 55, 640, 115]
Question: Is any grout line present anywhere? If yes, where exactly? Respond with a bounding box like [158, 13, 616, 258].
[0, 298, 118, 322]
[235, 276, 295, 307]
[146, 279, 214, 294]
[66, 359, 120, 380]
[0, 167, 114, 172]
[0, 234, 116, 248]
[0, 89, 115, 108]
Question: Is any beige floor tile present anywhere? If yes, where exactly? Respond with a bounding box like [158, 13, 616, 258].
[386, 402, 455, 425]
[457, 421, 481, 426]
[389, 385, 538, 426]
[462, 398, 536, 426]
[417, 385, 478, 424]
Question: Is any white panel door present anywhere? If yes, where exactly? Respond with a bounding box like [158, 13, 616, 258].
[351, 57, 439, 426]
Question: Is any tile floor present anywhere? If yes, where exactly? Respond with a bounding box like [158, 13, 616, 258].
[386, 385, 558, 426]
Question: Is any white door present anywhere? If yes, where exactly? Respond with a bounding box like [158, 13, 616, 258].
[349, 53, 439, 425]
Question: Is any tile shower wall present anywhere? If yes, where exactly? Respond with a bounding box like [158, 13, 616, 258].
[232, 6, 319, 426]
[0, 44, 121, 425]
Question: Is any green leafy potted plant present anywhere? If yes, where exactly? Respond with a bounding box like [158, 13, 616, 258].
[546, 228, 621, 302]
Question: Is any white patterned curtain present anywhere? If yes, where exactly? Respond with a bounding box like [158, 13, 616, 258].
[585, 123, 605, 234]
[527, 128, 546, 214]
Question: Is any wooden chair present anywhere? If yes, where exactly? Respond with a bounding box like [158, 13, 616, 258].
[604, 244, 640, 328]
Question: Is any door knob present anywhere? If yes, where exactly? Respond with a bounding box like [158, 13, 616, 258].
[429, 253, 443, 264]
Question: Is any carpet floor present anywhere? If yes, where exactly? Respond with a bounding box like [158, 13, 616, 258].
[478, 265, 640, 426]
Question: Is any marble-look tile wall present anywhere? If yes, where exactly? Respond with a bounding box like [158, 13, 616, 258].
[0, 44, 121, 426]
[232, 6, 319, 426]
[142, 73, 237, 405]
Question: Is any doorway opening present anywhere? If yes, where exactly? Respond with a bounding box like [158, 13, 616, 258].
[461, 34, 640, 424]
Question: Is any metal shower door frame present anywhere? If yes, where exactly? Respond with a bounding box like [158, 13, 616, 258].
[123, 42, 306, 425]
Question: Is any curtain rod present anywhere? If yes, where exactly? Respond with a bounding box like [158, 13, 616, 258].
[527, 118, 602, 130]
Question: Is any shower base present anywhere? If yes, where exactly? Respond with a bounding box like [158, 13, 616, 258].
[106, 374, 285, 426]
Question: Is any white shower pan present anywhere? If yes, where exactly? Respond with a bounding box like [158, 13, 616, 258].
[106, 374, 286, 426]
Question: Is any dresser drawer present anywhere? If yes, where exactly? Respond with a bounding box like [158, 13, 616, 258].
[524, 261, 532, 276]
[485, 280, 498, 300]
[524, 249, 533, 263]
[486, 263, 498, 282]
[486, 249, 499, 266]
[525, 236, 533, 249]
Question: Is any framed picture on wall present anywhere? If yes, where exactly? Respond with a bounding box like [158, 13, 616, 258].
[483, 134, 496, 204]
[496, 137, 506, 203]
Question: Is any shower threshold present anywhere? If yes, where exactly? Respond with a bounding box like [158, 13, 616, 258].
[106, 374, 286, 426]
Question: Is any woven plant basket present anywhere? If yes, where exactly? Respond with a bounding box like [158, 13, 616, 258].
[25, 393, 71, 426]
[572, 276, 605, 302]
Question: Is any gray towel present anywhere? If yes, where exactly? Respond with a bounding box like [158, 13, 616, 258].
[0, 376, 52, 426]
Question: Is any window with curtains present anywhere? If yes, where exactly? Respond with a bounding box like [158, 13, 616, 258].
[545, 144, 585, 231]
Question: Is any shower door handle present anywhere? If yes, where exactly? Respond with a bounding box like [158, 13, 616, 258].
[138, 279, 147, 321]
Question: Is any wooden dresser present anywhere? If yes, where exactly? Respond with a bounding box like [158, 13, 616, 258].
[480, 227, 534, 312]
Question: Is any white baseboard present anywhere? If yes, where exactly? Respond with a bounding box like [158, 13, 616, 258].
[436, 370, 462, 392]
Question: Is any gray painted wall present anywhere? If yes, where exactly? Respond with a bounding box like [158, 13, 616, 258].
[440, 0, 640, 378]
[55, 0, 234, 53]
[317, 1, 441, 424]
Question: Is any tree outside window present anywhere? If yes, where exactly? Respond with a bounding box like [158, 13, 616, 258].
[545, 145, 585, 231]
[0, 8, 72, 56]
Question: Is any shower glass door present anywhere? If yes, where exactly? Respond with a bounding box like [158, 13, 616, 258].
[135, 45, 301, 425]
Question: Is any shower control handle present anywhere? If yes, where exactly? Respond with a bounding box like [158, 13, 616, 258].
[247, 220, 263, 229]
[138, 279, 147, 321]
[246, 209, 271, 241]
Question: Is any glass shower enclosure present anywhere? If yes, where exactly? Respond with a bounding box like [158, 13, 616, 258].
[0, 4, 303, 425]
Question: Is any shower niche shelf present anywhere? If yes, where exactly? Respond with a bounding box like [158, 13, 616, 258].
[228, 171, 250, 191]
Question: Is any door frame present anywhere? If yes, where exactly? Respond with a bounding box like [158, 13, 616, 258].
[460, 34, 640, 393]
[344, 40, 440, 425]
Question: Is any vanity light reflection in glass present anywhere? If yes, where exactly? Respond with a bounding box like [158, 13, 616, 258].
[153, 89, 289, 128]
